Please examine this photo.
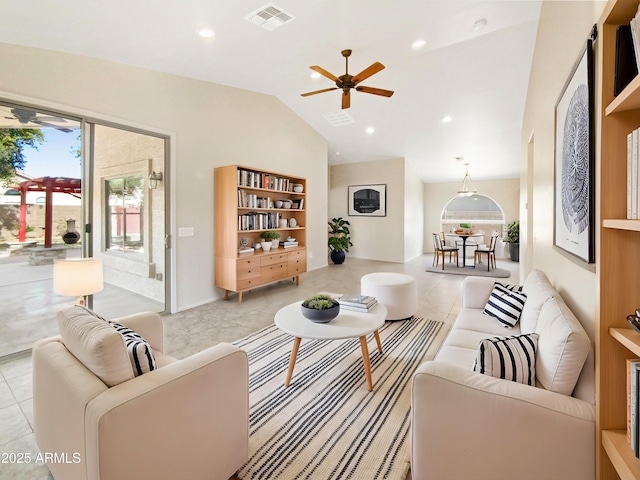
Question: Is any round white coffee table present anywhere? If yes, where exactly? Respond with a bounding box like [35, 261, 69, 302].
[274, 301, 387, 392]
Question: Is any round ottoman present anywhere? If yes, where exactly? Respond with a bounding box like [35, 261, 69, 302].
[360, 272, 417, 321]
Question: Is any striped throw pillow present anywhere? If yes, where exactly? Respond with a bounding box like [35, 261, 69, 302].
[473, 333, 539, 385]
[109, 321, 157, 376]
[483, 283, 528, 328]
[496, 282, 523, 292]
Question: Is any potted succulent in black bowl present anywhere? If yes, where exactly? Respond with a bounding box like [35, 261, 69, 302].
[301, 294, 340, 323]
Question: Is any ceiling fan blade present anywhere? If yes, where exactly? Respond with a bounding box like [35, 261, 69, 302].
[32, 118, 74, 133]
[355, 86, 394, 97]
[310, 66, 339, 82]
[301, 87, 339, 97]
[352, 62, 385, 84]
[342, 90, 351, 109]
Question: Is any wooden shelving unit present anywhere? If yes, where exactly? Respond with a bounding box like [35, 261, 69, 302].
[214, 165, 307, 302]
[598, 0, 640, 478]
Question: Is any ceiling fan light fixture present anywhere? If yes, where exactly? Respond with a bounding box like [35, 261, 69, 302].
[457, 163, 477, 197]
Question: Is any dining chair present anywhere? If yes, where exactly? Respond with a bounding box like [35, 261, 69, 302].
[433, 233, 459, 270]
[473, 233, 499, 271]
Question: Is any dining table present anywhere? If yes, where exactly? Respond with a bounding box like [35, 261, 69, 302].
[445, 232, 484, 268]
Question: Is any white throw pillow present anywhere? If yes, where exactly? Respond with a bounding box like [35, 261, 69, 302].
[535, 296, 591, 395]
[483, 283, 527, 328]
[473, 333, 539, 385]
[57, 306, 134, 387]
[520, 269, 556, 334]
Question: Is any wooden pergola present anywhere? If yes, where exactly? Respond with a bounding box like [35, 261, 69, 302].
[15, 176, 81, 248]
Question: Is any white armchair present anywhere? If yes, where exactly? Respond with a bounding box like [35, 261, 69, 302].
[32, 308, 249, 480]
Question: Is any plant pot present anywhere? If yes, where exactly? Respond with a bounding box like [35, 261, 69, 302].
[301, 304, 340, 323]
[509, 242, 519, 262]
[261, 241, 272, 252]
[330, 250, 346, 264]
[271, 239, 279, 249]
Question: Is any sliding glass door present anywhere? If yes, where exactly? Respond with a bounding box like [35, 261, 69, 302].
[0, 100, 170, 358]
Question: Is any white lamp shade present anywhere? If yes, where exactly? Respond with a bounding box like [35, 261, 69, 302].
[53, 258, 104, 297]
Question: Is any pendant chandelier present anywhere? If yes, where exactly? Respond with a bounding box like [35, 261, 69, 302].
[457, 163, 477, 197]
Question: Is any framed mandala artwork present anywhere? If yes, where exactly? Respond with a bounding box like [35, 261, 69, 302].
[554, 37, 595, 264]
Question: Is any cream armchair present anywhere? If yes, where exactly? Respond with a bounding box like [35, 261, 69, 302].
[33, 308, 249, 480]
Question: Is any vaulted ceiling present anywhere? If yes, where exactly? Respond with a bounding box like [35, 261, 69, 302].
[0, 0, 541, 183]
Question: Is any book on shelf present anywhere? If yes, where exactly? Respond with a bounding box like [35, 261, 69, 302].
[279, 241, 299, 248]
[338, 294, 377, 308]
[615, 24, 639, 96]
[626, 127, 640, 220]
[236, 168, 295, 192]
[629, 359, 640, 454]
[628, 359, 640, 445]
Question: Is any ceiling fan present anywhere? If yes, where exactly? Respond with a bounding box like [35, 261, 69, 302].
[301, 49, 394, 109]
[4, 108, 73, 133]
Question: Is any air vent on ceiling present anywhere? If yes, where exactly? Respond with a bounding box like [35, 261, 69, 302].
[323, 110, 355, 127]
[245, 3, 295, 31]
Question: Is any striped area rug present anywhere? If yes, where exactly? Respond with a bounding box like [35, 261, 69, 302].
[233, 316, 449, 480]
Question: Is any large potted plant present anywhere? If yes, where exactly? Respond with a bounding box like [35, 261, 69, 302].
[505, 220, 519, 262]
[328, 217, 352, 264]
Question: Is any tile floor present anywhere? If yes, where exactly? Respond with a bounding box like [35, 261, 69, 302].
[0, 254, 519, 479]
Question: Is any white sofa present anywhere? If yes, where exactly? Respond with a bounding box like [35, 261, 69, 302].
[411, 269, 595, 480]
[33, 307, 249, 480]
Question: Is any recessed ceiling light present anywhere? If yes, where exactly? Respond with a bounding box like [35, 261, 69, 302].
[366, 127, 375, 135]
[473, 18, 487, 31]
[442, 115, 452, 123]
[197, 28, 215, 38]
[412, 39, 426, 49]
[335, 151, 341, 156]
[310, 72, 321, 79]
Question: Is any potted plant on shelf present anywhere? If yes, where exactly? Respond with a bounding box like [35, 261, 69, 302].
[505, 220, 519, 262]
[328, 217, 353, 265]
[301, 294, 340, 323]
[260, 230, 280, 251]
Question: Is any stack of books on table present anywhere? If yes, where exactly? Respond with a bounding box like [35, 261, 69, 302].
[338, 294, 377, 313]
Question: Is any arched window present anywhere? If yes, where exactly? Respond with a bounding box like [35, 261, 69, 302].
[440, 194, 506, 242]
[441, 194, 505, 223]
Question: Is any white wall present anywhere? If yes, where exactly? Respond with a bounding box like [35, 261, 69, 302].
[404, 161, 424, 261]
[329, 158, 406, 263]
[520, 0, 606, 344]
[0, 42, 328, 311]
[423, 178, 520, 252]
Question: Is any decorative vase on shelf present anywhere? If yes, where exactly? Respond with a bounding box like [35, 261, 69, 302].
[289, 218, 297, 228]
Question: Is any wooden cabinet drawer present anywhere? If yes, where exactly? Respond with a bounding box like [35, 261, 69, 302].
[288, 260, 306, 276]
[261, 252, 288, 266]
[261, 262, 288, 282]
[237, 262, 260, 280]
[288, 249, 306, 261]
[287, 251, 306, 276]
[237, 276, 260, 290]
[237, 257, 260, 269]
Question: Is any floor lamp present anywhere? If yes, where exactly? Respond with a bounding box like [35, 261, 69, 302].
[53, 258, 104, 306]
